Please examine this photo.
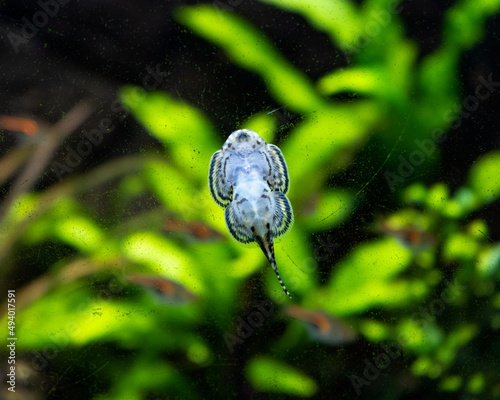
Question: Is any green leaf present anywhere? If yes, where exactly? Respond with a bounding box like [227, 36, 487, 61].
[7, 282, 200, 350]
[121, 231, 206, 295]
[444, 0, 500, 50]
[417, 48, 460, 130]
[476, 244, 500, 278]
[436, 324, 478, 366]
[24, 198, 109, 256]
[268, 224, 318, 300]
[467, 150, 500, 204]
[399, 318, 444, 354]
[241, 111, 278, 143]
[314, 238, 420, 316]
[119, 87, 218, 183]
[246, 355, 318, 397]
[301, 188, 355, 231]
[98, 357, 201, 400]
[283, 101, 381, 193]
[442, 232, 480, 263]
[317, 66, 387, 97]
[143, 159, 200, 219]
[175, 5, 325, 113]
[257, 0, 362, 50]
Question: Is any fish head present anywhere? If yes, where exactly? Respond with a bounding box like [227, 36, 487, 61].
[223, 129, 266, 153]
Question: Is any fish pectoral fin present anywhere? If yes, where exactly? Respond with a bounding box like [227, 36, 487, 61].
[266, 144, 290, 194]
[272, 192, 294, 240]
[209, 150, 232, 207]
[224, 202, 254, 244]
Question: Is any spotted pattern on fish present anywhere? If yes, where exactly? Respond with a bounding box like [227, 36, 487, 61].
[209, 129, 294, 298]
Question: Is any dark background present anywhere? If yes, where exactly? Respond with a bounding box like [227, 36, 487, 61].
[0, 1, 499, 399]
[1, 0, 498, 184]
[1, 0, 498, 275]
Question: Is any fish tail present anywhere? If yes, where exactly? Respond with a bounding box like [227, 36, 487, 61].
[269, 245, 293, 299]
[256, 233, 292, 299]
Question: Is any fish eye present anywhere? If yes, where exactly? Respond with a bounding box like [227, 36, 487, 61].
[236, 131, 250, 141]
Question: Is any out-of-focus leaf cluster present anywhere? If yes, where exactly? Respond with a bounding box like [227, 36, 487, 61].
[1, 0, 499, 398]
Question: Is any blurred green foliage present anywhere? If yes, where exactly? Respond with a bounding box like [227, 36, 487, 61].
[1, 0, 500, 398]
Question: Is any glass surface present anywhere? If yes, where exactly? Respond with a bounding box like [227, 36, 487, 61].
[0, 0, 499, 399]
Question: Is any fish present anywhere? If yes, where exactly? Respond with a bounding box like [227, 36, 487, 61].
[285, 305, 357, 345]
[126, 274, 198, 305]
[0, 115, 39, 135]
[163, 217, 225, 242]
[208, 129, 294, 298]
[376, 220, 436, 251]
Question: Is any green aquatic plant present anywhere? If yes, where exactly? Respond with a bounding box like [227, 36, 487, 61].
[1, 0, 499, 398]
